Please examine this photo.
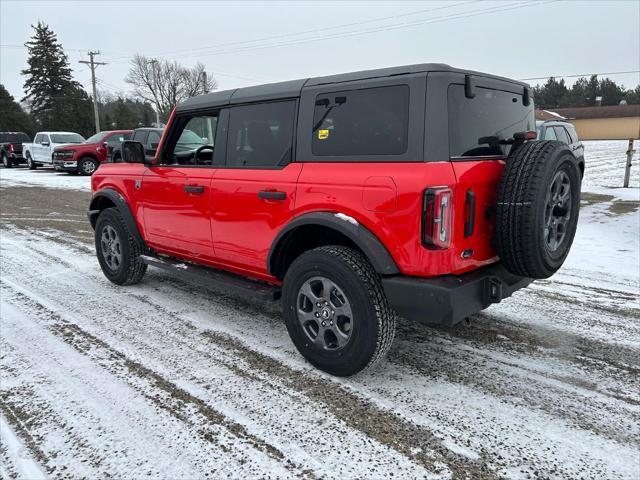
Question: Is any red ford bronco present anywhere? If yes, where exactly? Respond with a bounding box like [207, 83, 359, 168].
[88, 64, 582, 376]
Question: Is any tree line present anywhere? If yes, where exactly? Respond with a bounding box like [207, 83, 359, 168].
[533, 76, 640, 110]
[0, 22, 215, 137]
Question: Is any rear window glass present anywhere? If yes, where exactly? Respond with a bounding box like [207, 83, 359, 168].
[312, 85, 409, 157]
[0, 132, 30, 143]
[554, 126, 570, 144]
[448, 85, 534, 157]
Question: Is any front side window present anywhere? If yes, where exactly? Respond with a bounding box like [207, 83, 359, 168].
[132, 130, 147, 142]
[162, 115, 218, 166]
[50, 133, 85, 143]
[226, 101, 295, 168]
[105, 132, 131, 145]
[312, 85, 409, 157]
[448, 85, 534, 157]
[34, 134, 43, 143]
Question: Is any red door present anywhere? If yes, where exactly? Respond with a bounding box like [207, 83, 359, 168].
[208, 100, 300, 276]
[209, 164, 301, 273]
[142, 166, 216, 260]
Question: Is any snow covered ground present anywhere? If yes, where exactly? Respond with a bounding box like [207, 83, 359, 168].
[0, 141, 638, 479]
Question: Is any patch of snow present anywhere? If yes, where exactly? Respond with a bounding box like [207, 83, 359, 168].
[334, 213, 358, 226]
[0, 413, 47, 480]
[0, 166, 91, 191]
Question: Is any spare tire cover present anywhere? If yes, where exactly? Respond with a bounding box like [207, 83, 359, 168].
[495, 140, 581, 279]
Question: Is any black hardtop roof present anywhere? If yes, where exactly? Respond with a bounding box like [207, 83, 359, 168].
[177, 63, 530, 112]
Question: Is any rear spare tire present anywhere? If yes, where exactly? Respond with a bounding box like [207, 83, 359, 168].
[496, 140, 581, 279]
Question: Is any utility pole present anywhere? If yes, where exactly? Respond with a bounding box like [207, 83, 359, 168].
[624, 139, 635, 188]
[79, 51, 107, 134]
[149, 59, 161, 127]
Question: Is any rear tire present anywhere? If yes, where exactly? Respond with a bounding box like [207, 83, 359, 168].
[26, 153, 37, 170]
[2, 153, 11, 168]
[95, 208, 147, 285]
[496, 140, 581, 279]
[282, 245, 396, 376]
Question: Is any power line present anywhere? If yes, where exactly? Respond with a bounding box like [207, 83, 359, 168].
[150, 1, 555, 62]
[106, 0, 476, 62]
[519, 70, 640, 81]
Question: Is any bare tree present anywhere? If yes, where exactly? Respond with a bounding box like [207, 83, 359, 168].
[125, 55, 217, 123]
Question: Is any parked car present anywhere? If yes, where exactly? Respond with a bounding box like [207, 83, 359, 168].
[536, 120, 584, 163]
[88, 63, 583, 376]
[23, 131, 85, 169]
[110, 128, 162, 163]
[53, 130, 133, 175]
[0, 131, 31, 167]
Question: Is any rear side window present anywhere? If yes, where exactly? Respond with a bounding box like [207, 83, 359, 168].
[543, 127, 557, 140]
[565, 125, 579, 143]
[312, 85, 409, 156]
[554, 126, 570, 144]
[448, 85, 534, 157]
[147, 131, 161, 147]
[226, 100, 295, 168]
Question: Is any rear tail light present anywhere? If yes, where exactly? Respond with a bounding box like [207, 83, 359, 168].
[422, 187, 453, 249]
[8, 144, 14, 152]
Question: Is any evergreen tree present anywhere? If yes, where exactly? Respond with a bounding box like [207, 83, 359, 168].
[112, 98, 139, 129]
[21, 22, 94, 136]
[0, 84, 36, 136]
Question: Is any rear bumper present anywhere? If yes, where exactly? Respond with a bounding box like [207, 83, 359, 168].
[8, 153, 26, 163]
[381, 263, 532, 326]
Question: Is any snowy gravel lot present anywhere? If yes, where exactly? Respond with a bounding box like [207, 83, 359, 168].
[1, 141, 638, 479]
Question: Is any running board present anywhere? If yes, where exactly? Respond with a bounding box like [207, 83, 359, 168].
[140, 255, 281, 302]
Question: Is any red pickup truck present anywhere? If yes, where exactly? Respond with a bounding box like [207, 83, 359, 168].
[53, 130, 132, 175]
[88, 64, 582, 376]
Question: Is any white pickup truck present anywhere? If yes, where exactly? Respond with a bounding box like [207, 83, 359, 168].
[23, 131, 85, 170]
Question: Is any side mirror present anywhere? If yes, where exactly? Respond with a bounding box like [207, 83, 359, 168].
[41, 141, 50, 147]
[122, 140, 146, 164]
[102, 142, 109, 148]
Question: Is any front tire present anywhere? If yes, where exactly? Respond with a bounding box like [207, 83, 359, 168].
[282, 245, 396, 376]
[79, 157, 98, 176]
[95, 208, 147, 285]
[2, 153, 12, 168]
[26, 153, 37, 170]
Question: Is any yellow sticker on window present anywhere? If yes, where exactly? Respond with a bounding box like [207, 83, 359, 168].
[318, 129, 329, 140]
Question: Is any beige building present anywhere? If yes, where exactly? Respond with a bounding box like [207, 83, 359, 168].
[535, 105, 640, 140]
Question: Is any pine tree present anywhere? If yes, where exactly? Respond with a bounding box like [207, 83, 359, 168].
[21, 22, 94, 136]
[0, 84, 36, 136]
[112, 98, 139, 129]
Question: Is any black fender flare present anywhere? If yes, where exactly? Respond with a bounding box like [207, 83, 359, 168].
[268, 212, 399, 277]
[87, 188, 144, 244]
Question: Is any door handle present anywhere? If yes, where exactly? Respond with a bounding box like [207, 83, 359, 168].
[184, 185, 205, 194]
[258, 190, 286, 200]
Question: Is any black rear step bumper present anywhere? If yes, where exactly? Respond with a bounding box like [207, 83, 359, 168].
[381, 263, 532, 326]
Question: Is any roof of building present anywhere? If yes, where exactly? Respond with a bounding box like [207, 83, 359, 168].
[540, 104, 640, 120]
[177, 63, 529, 112]
[535, 110, 568, 121]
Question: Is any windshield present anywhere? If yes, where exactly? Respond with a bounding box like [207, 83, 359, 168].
[0, 132, 30, 143]
[84, 132, 109, 144]
[50, 133, 85, 143]
[177, 129, 206, 145]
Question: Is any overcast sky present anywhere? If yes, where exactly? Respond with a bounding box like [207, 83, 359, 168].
[1, 0, 639, 102]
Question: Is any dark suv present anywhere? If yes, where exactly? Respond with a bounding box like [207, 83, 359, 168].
[0, 131, 30, 167]
[536, 120, 584, 163]
[88, 63, 583, 376]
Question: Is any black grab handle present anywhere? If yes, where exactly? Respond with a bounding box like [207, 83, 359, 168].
[184, 185, 205, 194]
[258, 190, 286, 200]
